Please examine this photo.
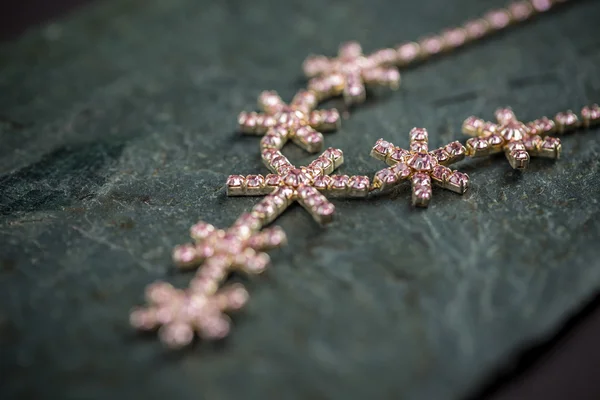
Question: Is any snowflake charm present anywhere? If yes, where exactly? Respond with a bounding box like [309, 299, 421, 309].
[462, 108, 561, 170]
[171, 218, 287, 294]
[130, 282, 249, 349]
[370, 128, 469, 207]
[302, 41, 400, 105]
[227, 148, 370, 224]
[238, 90, 340, 153]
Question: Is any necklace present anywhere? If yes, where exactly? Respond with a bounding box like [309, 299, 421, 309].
[303, 0, 572, 105]
[129, 0, 592, 349]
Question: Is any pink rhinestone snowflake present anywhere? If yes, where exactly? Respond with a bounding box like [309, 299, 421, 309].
[130, 282, 249, 349]
[227, 148, 370, 224]
[303, 41, 400, 105]
[462, 108, 562, 170]
[238, 90, 340, 153]
[171, 218, 287, 294]
[370, 128, 469, 207]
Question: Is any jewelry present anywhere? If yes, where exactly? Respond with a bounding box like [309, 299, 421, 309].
[303, 0, 573, 105]
[131, 217, 286, 348]
[462, 105, 600, 169]
[370, 129, 469, 207]
[238, 90, 340, 154]
[226, 148, 369, 225]
[130, 1, 592, 348]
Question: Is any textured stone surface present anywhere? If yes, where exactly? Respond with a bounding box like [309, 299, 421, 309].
[1, 0, 599, 399]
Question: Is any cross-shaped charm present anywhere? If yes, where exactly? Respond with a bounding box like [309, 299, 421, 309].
[238, 90, 340, 153]
[462, 108, 562, 170]
[130, 281, 249, 349]
[370, 128, 469, 207]
[302, 41, 400, 106]
[170, 217, 287, 294]
[227, 148, 370, 224]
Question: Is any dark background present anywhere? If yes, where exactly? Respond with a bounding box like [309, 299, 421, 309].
[1, 1, 599, 399]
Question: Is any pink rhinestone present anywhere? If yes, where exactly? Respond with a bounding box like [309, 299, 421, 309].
[370, 48, 398, 65]
[523, 135, 543, 150]
[410, 127, 428, 142]
[373, 139, 392, 156]
[512, 150, 529, 161]
[199, 316, 231, 340]
[431, 165, 451, 181]
[246, 175, 264, 188]
[582, 104, 600, 119]
[536, 117, 556, 134]
[303, 193, 325, 207]
[555, 111, 579, 127]
[173, 245, 197, 265]
[500, 121, 526, 141]
[316, 203, 335, 216]
[271, 155, 288, 169]
[323, 109, 340, 125]
[448, 172, 469, 188]
[485, 10, 511, 29]
[311, 156, 332, 171]
[234, 213, 261, 230]
[297, 185, 318, 198]
[246, 253, 270, 273]
[420, 36, 443, 55]
[487, 134, 504, 146]
[463, 116, 485, 133]
[509, 1, 533, 21]
[464, 19, 489, 39]
[392, 163, 412, 179]
[468, 138, 489, 151]
[444, 141, 466, 157]
[267, 228, 287, 247]
[223, 284, 250, 309]
[273, 186, 294, 199]
[506, 142, 526, 152]
[349, 176, 369, 190]
[265, 174, 282, 186]
[130, 308, 156, 330]
[195, 242, 214, 259]
[322, 147, 343, 162]
[531, 0, 552, 12]
[390, 148, 409, 162]
[254, 200, 276, 216]
[227, 175, 244, 188]
[238, 112, 256, 128]
[412, 173, 431, 187]
[284, 169, 309, 187]
[414, 187, 431, 201]
[313, 175, 332, 189]
[331, 175, 349, 189]
[482, 122, 498, 134]
[495, 108, 516, 124]
[410, 142, 428, 153]
[305, 131, 322, 144]
[376, 168, 397, 184]
[160, 323, 194, 349]
[542, 136, 561, 149]
[443, 28, 466, 47]
[431, 148, 450, 163]
[303, 55, 330, 77]
[145, 281, 175, 304]
[407, 153, 436, 171]
[190, 222, 215, 240]
[261, 148, 278, 162]
[261, 133, 282, 148]
[216, 234, 243, 254]
[396, 42, 420, 64]
[259, 91, 281, 109]
[339, 41, 362, 59]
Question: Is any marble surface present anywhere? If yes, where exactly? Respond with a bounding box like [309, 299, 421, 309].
[0, 0, 599, 399]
